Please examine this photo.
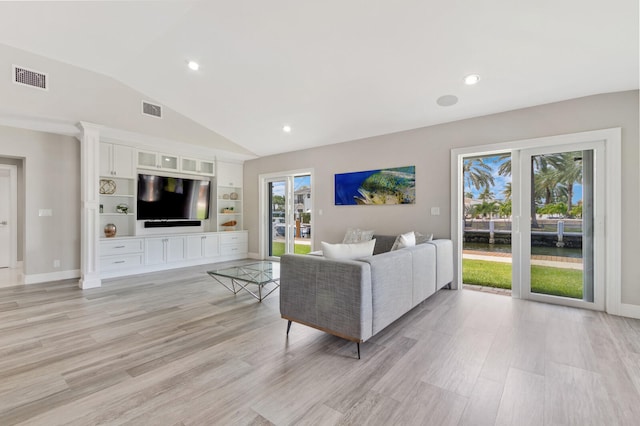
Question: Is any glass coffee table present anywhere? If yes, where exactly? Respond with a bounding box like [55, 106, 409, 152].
[207, 261, 280, 302]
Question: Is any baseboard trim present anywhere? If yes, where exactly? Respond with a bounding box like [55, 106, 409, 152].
[619, 303, 640, 320]
[247, 252, 261, 259]
[24, 269, 81, 284]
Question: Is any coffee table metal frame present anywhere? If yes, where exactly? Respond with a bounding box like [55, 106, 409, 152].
[207, 261, 280, 302]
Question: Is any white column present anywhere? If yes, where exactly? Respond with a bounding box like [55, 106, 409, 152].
[79, 122, 102, 289]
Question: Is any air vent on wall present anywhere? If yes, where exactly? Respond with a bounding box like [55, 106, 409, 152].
[142, 101, 163, 118]
[12, 65, 48, 90]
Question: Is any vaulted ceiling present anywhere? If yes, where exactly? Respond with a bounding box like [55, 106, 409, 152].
[0, 1, 637, 156]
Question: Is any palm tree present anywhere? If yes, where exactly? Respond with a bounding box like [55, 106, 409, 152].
[478, 187, 495, 202]
[502, 182, 512, 201]
[463, 157, 494, 192]
[474, 201, 499, 218]
[547, 152, 582, 212]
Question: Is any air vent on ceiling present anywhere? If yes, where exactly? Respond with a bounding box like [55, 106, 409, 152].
[142, 101, 163, 118]
[12, 65, 48, 90]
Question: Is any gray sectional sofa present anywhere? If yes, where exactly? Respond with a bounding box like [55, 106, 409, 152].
[279, 235, 454, 357]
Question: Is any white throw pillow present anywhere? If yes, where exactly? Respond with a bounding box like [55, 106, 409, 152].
[415, 231, 434, 244]
[342, 228, 375, 244]
[322, 239, 376, 260]
[391, 231, 416, 251]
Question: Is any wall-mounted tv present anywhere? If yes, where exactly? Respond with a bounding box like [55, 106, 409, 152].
[137, 174, 211, 220]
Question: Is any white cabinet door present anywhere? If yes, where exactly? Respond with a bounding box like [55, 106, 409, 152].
[217, 161, 243, 187]
[203, 234, 220, 257]
[138, 150, 158, 169]
[166, 236, 185, 263]
[99, 143, 111, 177]
[111, 144, 134, 178]
[185, 235, 203, 259]
[145, 238, 165, 265]
[199, 160, 215, 176]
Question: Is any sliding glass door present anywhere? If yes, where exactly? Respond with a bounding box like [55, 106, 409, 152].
[517, 142, 605, 309]
[265, 173, 312, 259]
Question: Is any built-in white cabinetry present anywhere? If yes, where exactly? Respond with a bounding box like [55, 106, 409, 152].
[217, 186, 242, 231]
[220, 232, 248, 256]
[186, 234, 220, 259]
[145, 236, 185, 265]
[99, 142, 136, 237]
[216, 161, 243, 187]
[137, 150, 179, 171]
[181, 157, 215, 176]
[100, 238, 144, 272]
[100, 143, 135, 179]
[100, 231, 247, 279]
[216, 161, 243, 231]
[138, 150, 215, 176]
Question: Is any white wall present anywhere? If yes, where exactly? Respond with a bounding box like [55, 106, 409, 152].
[0, 43, 254, 157]
[244, 90, 640, 306]
[0, 126, 80, 277]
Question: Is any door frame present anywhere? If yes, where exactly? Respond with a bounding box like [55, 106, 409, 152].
[451, 128, 621, 314]
[0, 164, 18, 268]
[258, 168, 314, 260]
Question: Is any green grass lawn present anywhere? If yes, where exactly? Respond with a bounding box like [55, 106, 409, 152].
[271, 242, 311, 257]
[462, 259, 583, 299]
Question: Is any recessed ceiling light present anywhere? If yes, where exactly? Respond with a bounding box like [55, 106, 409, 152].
[187, 61, 199, 71]
[283, 125, 292, 133]
[464, 74, 481, 85]
[436, 95, 459, 107]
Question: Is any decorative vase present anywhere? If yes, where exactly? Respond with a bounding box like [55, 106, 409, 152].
[104, 223, 117, 238]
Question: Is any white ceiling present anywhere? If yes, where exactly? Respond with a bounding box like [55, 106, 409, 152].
[0, 1, 637, 157]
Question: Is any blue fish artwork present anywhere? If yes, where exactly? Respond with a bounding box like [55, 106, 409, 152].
[335, 166, 415, 205]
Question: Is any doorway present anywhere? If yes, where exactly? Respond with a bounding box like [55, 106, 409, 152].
[0, 164, 18, 269]
[452, 129, 621, 312]
[260, 170, 313, 259]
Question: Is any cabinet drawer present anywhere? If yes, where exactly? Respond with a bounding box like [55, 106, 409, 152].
[101, 254, 143, 271]
[220, 243, 246, 256]
[220, 233, 248, 245]
[101, 239, 143, 255]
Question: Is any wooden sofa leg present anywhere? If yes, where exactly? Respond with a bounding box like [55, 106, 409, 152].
[286, 320, 292, 336]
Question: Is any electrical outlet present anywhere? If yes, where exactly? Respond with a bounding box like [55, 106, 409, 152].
[431, 207, 440, 216]
[53, 259, 60, 268]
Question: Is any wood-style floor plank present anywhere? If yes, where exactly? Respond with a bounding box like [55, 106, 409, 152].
[0, 261, 640, 425]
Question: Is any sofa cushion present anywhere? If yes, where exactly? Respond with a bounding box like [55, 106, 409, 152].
[342, 228, 375, 244]
[322, 239, 376, 260]
[391, 231, 416, 251]
[372, 235, 397, 255]
[415, 231, 434, 244]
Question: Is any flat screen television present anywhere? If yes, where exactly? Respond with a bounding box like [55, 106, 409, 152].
[137, 174, 211, 220]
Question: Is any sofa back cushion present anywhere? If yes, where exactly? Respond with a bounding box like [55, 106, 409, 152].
[372, 235, 397, 255]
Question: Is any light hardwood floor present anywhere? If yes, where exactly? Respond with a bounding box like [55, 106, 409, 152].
[1, 261, 640, 425]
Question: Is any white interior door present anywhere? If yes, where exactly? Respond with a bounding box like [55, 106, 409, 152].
[0, 173, 10, 268]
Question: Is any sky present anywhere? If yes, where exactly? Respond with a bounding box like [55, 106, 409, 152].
[466, 155, 583, 204]
[270, 175, 310, 197]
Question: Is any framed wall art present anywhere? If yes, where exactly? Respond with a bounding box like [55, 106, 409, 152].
[334, 165, 415, 205]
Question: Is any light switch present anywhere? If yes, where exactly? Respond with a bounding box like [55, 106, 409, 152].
[431, 207, 440, 216]
[38, 209, 52, 217]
